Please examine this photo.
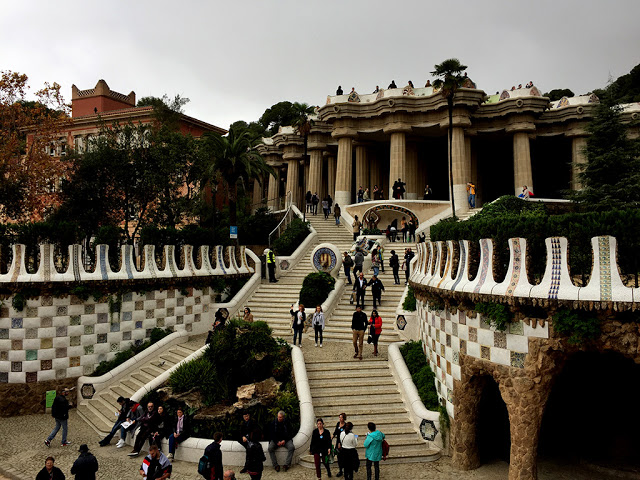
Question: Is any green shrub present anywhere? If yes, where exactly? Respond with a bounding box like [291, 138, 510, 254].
[168, 356, 224, 404]
[474, 302, 513, 331]
[299, 272, 336, 309]
[362, 228, 382, 235]
[403, 286, 416, 311]
[400, 341, 439, 410]
[272, 218, 310, 255]
[552, 308, 601, 344]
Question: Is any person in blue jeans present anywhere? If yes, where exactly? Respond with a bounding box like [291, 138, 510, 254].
[99, 396, 129, 446]
[45, 388, 71, 447]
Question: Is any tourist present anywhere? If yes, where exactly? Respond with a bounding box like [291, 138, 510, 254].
[244, 429, 265, 480]
[36, 457, 65, 480]
[423, 184, 432, 200]
[223, 471, 237, 480]
[392, 178, 405, 199]
[45, 387, 72, 448]
[518, 84, 522, 89]
[352, 305, 368, 360]
[265, 248, 277, 283]
[466, 181, 476, 208]
[389, 250, 400, 285]
[312, 305, 326, 347]
[306, 191, 313, 213]
[128, 401, 158, 457]
[290, 303, 306, 346]
[312, 192, 320, 215]
[353, 249, 364, 276]
[70, 444, 99, 480]
[204, 432, 224, 480]
[425, 80, 432, 87]
[408, 80, 414, 88]
[150, 405, 170, 449]
[372, 184, 380, 200]
[353, 272, 368, 309]
[418, 232, 426, 243]
[352, 216, 362, 242]
[332, 413, 347, 477]
[389, 219, 398, 242]
[408, 218, 416, 242]
[139, 444, 171, 480]
[239, 411, 257, 474]
[322, 198, 329, 219]
[371, 248, 381, 276]
[363, 187, 370, 202]
[351, 87, 355, 94]
[336, 86, 343, 96]
[398, 216, 407, 242]
[339, 422, 358, 480]
[403, 248, 415, 285]
[369, 276, 385, 310]
[388, 80, 397, 89]
[243, 307, 254, 323]
[520, 185, 532, 199]
[117, 398, 144, 448]
[267, 411, 295, 472]
[363, 422, 386, 480]
[334, 203, 342, 226]
[310, 418, 332, 479]
[373, 86, 379, 93]
[368, 310, 383, 357]
[167, 407, 190, 460]
[343, 251, 353, 284]
[99, 396, 129, 446]
[327, 194, 333, 213]
[357, 186, 364, 203]
[511, 86, 516, 91]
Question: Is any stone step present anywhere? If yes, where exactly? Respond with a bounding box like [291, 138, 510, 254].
[310, 385, 400, 397]
[298, 446, 440, 467]
[313, 393, 403, 407]
[313, 402, 408, 415]
[77, 403, 111, 434]
[308, 377, 396, 388]
[306, 360, 387, 371]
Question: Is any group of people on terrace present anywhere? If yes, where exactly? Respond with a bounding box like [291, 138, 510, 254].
[337, 78, 438, 96]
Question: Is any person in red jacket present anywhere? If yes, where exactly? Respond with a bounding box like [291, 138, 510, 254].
[368, 310, 382, 357]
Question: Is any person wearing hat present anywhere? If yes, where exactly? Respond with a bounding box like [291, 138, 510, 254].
[45, 387, 72, 447]
[71, 444, 99, 480]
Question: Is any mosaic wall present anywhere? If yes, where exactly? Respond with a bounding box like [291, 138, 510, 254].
[0, 287, 210, 384]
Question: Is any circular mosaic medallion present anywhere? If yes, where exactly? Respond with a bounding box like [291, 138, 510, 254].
[310, 243, 342, 275]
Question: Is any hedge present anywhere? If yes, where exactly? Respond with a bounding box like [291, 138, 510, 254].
[299, 272, 336, 309]
[272, 218, 310, 256]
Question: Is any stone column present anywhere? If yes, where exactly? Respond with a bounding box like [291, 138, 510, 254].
[304, 158, 310, 195]
[285, 159, 300, 207]
[308, 150, 323, 197]
[335, 137, 353, 207]
[252, 175, 263, 211]
[389, 132, 407, 198]
[327, 155, 336, 199]
[450, 127, 469, 212]
[513, 132, 534, 195]
[267, 172, 278, 210]
[355, 145, 370, 194]
[405, 143, 419, 199]
[571, 136, 587, 190]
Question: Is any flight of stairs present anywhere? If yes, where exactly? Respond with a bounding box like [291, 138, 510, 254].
[77, 338, 203, 437]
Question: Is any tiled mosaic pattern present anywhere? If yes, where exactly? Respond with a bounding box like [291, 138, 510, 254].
[0, 288, 211, 383]
[416, 300, 549, 420]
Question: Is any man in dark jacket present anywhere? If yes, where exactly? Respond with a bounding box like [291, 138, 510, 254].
[404, 248, 415, 285]
[204, 432, 224, 480]
[267, 411, 294, 472]
[99, 396, 129, 446]
[389, 250, 400, 284]
[128, 402, 158, 456]
[45, 388, 71, 447]
[369, 275, 385, 309]
[351, 305, 368, 360]
[353, 272, 368, 309]
[239, 411, 257, 474]
[70, 444, 99, 480]
[36, 456, 65, 480]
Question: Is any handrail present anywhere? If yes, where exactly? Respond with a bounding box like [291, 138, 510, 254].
[268, 191, 294, 247]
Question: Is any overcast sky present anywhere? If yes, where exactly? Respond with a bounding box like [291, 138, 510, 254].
[2, 0, 639, 131]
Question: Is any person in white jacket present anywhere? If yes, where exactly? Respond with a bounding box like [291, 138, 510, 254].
[312, 305, 326, 347]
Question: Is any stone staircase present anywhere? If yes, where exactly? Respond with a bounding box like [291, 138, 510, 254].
[77, 338, 203, 437]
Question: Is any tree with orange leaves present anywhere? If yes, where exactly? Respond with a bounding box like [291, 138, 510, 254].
[0, 70, 70, 221]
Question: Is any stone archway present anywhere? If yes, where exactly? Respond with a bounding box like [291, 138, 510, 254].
[478, 376, 510, 464]
[362, 204, 419, 231]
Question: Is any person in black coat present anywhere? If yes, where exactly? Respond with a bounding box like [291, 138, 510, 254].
[45, 388, 71, 447]
[70, 444, 99, 480]
[239, 411, 257, 474]
[204, 432, 224, 480]
[150, 405, 171, 449]
[267, 411, 295, 471]
[369, 275, 385, 309]
[352, 272, 368, 309]
[168, 407, 190, 459]
[36, 456, 65, 480]
[389, 250, 400, 285]
[290, 304, 305, 346]
[129, 402, 158, 456]
[309, 418, 332, 478]
[244, 429, 266, 480]
[99, 396, 130, 446]
[403, 248, 415, 285]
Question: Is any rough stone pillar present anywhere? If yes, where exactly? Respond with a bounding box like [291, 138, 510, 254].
[285, 159, 300, 207]
[267, 173, 278, 210]
[571, 136, 587, 190]
[304, 158, 310, 195]
[405, 143, 419, 199]
[450, 126, 469, 212]
[308, 150, 323, 197]
[327, 156, 336, 199]
[252, 175, 263, 210]
[513, 132, 534, 195]
[355, 145, 370, 194]
[389, 132, 406, 198]
[335, 137, 353, 207]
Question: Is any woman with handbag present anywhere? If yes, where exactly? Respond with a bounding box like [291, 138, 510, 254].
[368, 310, 382, 357]
[339, 422, 358, 480]
[332, 413, 347, 477]
[309, 418, 332, 479]
[312, 305, 325, 347]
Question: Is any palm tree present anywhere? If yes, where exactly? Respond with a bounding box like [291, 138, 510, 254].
[431, 58, 468, 217]
[203, 125, 275, 241]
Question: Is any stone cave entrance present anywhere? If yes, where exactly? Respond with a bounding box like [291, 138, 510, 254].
[477, 376, 511, 464]
[539, 351, 640, 470]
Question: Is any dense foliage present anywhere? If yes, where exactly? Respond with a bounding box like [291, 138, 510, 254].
[475, 302, 513, 331]
[299, 272, 336, 309]
[272, 218, 311, 255]
[592, 63, 640, 104]
[552, 308, 601, 345]
[403, 286, 416, 311]
[399, 341, 439, 410]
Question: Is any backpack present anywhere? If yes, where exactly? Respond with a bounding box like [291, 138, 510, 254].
[197, 453, 210, 477]
[382, 439, 390, 459]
